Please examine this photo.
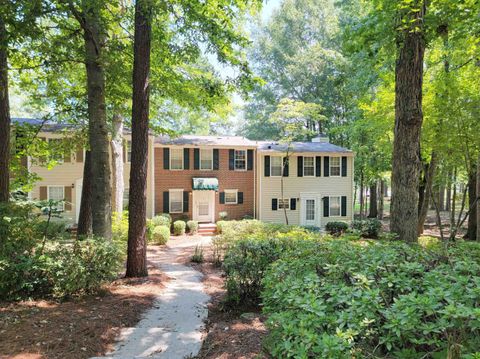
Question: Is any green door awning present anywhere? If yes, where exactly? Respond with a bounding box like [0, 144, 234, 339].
[192, 177, 219, 191]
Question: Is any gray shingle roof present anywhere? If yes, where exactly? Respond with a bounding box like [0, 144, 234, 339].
[155, 135, 257, 147]
[257, 141, 352, 154]
[12, 117, 76, 132]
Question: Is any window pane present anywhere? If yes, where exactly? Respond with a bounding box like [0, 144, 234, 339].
[330, 196, 341, 216]
[170, 149, 183, 170]
[225, 190, 237, 204]
[170, 190, 183, 212]
[234, 150, 246, 170]
[200, 150, 213, 170]
[271, 156, 282, 176]
[304, 157, 314, 176]
[306, 199, 315, 220]
[279, 198, 290, 209]
[48, 186, 64, 211]
[330, 157, 340, 176]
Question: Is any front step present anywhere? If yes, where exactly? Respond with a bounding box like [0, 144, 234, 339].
[198, 223, 217, 236]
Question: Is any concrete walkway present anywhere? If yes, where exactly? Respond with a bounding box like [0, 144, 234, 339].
[94, 236, 212, 359]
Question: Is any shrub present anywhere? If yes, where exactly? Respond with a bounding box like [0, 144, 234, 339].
[187, 220, 199, 234]
[173, 220, 186, 236]
[152, 225, 170, 245]
[146, 219, 155, 242]
[216, 220, 228, 234]
[352, 218, 382, 238]
[35, 219, 69, 240]
[261, 240, 480, 358]
[325, 221, 348, 236]
[112, 212, 129, 243]
[219, 211, 228, 220]
[191, 245, 204, 263]
[151, 213, 172, 227]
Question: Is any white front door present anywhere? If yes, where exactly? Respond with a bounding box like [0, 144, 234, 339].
[300, 195, 318, 227]
[75, 178, 83, 223]
[193, 190, 215, 223]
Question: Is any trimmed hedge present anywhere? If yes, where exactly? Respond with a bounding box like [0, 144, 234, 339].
[187, 220, 199, 234]
[173, 220, 186, 236]
[152, 225, 170, 245]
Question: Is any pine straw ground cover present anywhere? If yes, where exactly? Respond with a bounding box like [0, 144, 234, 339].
[0, 250, 168, 359]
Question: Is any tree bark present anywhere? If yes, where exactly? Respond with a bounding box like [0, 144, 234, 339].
[77, 150, 93, 237]
[378, 180, 384, 220]
[390, 1, 427, 242]
[0, 16, 10, 203]
[466, 166, 477, 240]
[368, 182, 378, 218]
[450, 168, 457, 231]
[81, 5, 112, 239]
[417, 152, 436, 235]
[359, 173, 364, 220]
[111, 113, 124, 219]
[126, 0, 152, 278]
[477, 153, 480, 241]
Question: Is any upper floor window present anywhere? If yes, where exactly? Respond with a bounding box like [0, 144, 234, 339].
[330, 157, 341, 176]
[303, 156, 315, 177]
[234, 150, 246, 170]
[169, 189, 183, 213]
[329, 196, 341, 216]
[200, 149, 213, 170]
[270, 156, 283, 177]
[170, 148, 183, 170]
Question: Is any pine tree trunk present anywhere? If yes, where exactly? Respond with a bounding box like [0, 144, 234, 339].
[466, 167, 477, 240]
[111, 113, 124, 219]
[0, 17, 10, 203]
[390, 2, 427, 242]
[378, 180, 385, 220]
[476, 153, 480, 241]
[368, 182, 378, 218]
[126, 0, 152, 278]
[77, 150, 93, 237]
[82, 8, 112, 239]
[417, 152, 436, 235]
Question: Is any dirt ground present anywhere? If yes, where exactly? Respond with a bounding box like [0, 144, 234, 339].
[0, 249, 169, 359]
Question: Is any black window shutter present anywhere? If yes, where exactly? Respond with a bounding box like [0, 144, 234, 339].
[341, 196, 347, 216]
[315, 156, 321, 177]
[194, 148, 200, 170]
[297, 156, 303, 177]
[290, 198, 297, 210]
[324, 156, 330, 177]
[283, 157, 289, 177]
[184, 148, 190, 170]
[163, 148, 170, 170]
[229, 149, 235, 170]
[183, 191, 189, 213]
[238, 192, 244, 204]
[264, 156, 270, 177]
[213, 149, 219, 170]
[323, 197, 330, 217]
[342, 156, 347, 177]
[219, 192, 225, 204]
[272, 198, 278, 211]
[247, 149, 254, 170]
[163, 191, 169, 213]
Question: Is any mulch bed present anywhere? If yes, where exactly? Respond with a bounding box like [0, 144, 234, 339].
[0, 260, 168, 359]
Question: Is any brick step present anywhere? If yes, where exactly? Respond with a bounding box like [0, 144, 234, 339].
[198, 223, 217, 236]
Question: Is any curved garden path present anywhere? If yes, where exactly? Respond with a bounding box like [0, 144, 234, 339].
[93, 236, 212, 359]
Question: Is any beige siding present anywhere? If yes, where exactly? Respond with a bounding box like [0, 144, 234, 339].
[257, 153, 354, 227]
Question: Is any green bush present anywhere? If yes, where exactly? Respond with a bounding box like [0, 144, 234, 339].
[191, 245, 204, 263]
[35, 219, 69, 240]
[187, 220, 199, 234]
[151, 213, 172, 227]
[152, 225, 170, 245]
[112, 213, 129, 243]
[262, 240, 480, 358]
[173, 220, 186, 236]
[216, 220, 228, 234]
[352, 218, 382, 238]
[325, 221, 348, 236]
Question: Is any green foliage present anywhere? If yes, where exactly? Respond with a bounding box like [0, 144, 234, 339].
[173, 220, 186, 236]
[112, 214, 129, 243]
[352, 218, 382, 238]
[325, 221, 349, 236]
[151, 214, 172, 228]
[187, 220, 199, 234]
[261, 240, 480, 358]
[216, 220, 228, 234]
[152, 225, 170, 245]
[191, 245, 204, 263]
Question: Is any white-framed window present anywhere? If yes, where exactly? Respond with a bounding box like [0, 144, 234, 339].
[330, 157, 341, 176]
[170, 148, 183, 170]
[169, 189, 183, 213]
[224, 189, 238, 204]
[123, 188, 129, 209]
[48, 138, 64, 163]
[278, 198, 290, 209]
[234, 150, 246, 171]
[48, 186, 65, 211]
[329, 196, 341, 216]
[127, 140, 132, 163]
[200, 149, 213, 170]
[303, 156, 315, 177]
[270, 156, 283, 177]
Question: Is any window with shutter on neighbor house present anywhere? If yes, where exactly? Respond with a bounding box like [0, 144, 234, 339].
[200, 149, 213, 170]
[329, 196, 341, 216]
[48, 186, 65, 211]
[234, 150, 246, 170]
[169, 189, 183, 213]
[170, 149, 183, 170]
[330, 157, 341, 176]
[224, 189, 238, 204]
[48, 139, 65, 163]
[303, 156, 315, 176]
[278, 198, 290, 209]
[270, 156, 283, 177]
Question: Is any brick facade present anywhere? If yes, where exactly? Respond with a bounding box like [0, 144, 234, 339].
[154, 147, 255, 221]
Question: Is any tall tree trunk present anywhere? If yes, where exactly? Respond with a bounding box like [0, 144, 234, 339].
[111, 113, 124, 219]
[450, 168, 457, 231]
[476, 153, 480, 241]
[378, 180, 384, 220]
[439, 185, 445, 211]
[368, 182, 378, 218]
[0, 17, 10, 203]
[126, 0, 152, 278]
[77, 150, 93, 237]
[446, 171, 452, 211]
[390, 1, 427, 242]
[82, 6, 112, 239]
[466, 167, 477, 240]
[359, 171, 364, 220]
[418, 152, 436, 235]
